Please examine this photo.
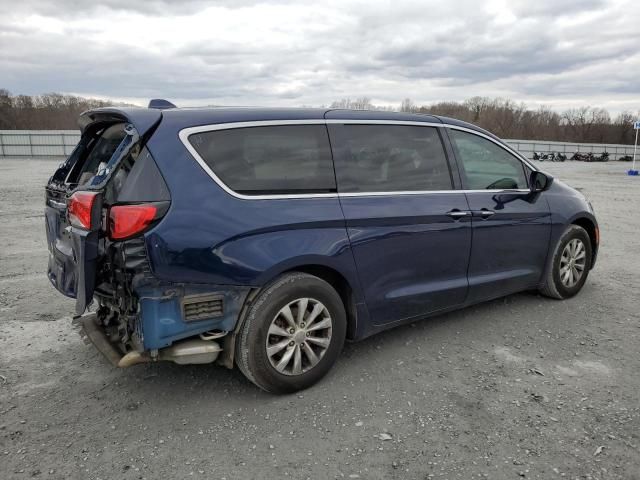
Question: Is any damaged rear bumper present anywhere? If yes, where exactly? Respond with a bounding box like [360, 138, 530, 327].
[75, 313, 122, 366]
[75, 313, 225, 367]
[134, 284, 250, 350]
[87, 234, 253, 364]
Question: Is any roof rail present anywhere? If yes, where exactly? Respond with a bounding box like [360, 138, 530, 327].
[148, 99, 177, 110]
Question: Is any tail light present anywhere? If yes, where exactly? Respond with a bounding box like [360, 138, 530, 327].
[68, 191, 98, 229]
[109, 204, 158, 240]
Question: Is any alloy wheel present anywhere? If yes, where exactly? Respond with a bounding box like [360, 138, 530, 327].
[265, 298, 332, 376]
[559, 238, 587, 288]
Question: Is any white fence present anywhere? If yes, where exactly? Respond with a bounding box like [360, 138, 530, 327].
[0, 130, 80, 157]
[504, 139, 636, 160]
[0, 130, 636, 160]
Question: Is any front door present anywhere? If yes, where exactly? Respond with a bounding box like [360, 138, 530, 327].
[446, 128, 551, 304]
[328, 122, 472, 325]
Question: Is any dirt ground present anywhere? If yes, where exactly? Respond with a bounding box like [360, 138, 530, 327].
[1, 158, 639, 480]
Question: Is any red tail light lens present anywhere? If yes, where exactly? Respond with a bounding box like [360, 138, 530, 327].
[68, 191, 98, 229]
[109, 204, 157, 240]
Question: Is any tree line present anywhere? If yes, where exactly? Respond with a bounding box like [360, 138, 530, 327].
[331, 96, 638, 145]
[0, 89, 130, 130]
[1, 89, 637, 144]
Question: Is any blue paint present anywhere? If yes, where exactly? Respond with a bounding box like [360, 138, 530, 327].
[136, 284, 250, 349]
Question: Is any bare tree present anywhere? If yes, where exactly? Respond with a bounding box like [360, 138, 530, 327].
[0, 89, 134, 129]
[336, 96, 637, 144]
[0, 89, 12, 129]
[400, 98, 416, 113]
[351, 97, 373, 110]
[330, 98, 353, 109]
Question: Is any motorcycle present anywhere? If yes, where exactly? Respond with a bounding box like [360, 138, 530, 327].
[533, 152, 552, 161]
[543, 152, 566, 162]
[572, 152, 596, 162]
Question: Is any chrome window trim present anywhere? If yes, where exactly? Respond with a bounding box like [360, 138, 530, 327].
[178, 119, 536, 200]
[178, 120, 333, 201]
[339, 189, 530, 197]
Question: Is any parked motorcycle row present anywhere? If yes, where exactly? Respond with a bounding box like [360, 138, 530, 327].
[533, 152, 633, 162]
[531, 151, 618, 162]
[571, 152, 610, 162]
[532, 151, 568, 162]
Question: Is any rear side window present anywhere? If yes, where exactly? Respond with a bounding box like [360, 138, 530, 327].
[448, 129, 528, 190]
[188, 125, 336, 195]
[328, 125, 452, 193]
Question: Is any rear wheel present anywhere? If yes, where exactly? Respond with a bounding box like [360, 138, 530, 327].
[235, 272, 346, 393]
[540, 225, 592, 299]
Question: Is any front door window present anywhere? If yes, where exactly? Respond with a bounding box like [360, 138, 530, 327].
[449, 129, 528, 190]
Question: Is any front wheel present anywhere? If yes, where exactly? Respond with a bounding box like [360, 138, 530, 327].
[539, 225, 592, 299]
[235, 272, 346, 394]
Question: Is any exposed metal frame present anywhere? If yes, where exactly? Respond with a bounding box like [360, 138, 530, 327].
[178, 119, 537, 200]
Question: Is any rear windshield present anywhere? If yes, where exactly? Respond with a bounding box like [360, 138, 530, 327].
[188, 125, 336, 195]
[82, 124, 126, 176]
[66, 123, 129, 186]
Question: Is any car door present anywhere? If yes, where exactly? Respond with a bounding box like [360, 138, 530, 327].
[327, 121, 472, 326]
[446, 128, 551, 304]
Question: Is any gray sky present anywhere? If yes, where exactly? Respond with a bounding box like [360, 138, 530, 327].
[1, 0, 638, 113]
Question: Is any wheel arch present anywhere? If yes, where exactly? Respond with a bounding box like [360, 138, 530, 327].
[281, 264, 358, 340]
[570, 215, 598, 268]
[219, 261, 361, 368]
[254, 255, 363, 339]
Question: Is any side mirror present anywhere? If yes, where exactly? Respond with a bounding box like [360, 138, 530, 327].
[530, 171, 553, 193]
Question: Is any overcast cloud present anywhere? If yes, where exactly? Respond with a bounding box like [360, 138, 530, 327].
[0, 0, 638, 113]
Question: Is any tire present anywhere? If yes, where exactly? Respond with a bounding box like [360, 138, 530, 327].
[235, 272, 347, 394]
[539, 225, 592, 299]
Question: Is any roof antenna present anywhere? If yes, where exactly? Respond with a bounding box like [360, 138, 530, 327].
[148, 99, 177, 109]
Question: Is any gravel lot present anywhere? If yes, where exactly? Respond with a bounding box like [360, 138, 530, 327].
[1, 158, 639, 480]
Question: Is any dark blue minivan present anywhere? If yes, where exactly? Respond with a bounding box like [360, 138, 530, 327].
[45, 103, 599, 393]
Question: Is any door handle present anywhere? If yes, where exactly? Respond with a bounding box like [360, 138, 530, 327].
[446, 210, 471, 220]
[478, 209, 495, 219]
